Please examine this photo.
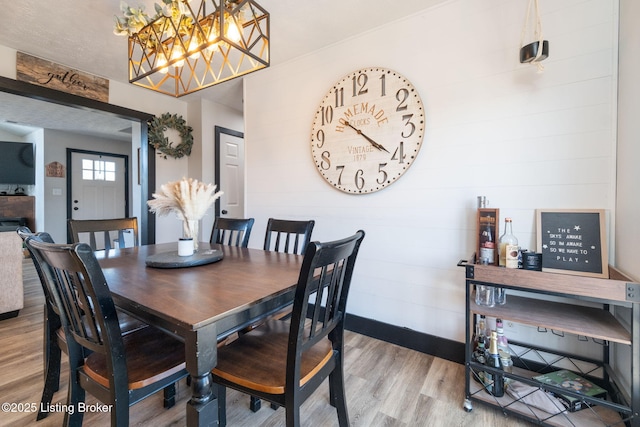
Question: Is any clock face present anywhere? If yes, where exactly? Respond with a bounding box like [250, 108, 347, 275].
[311, 67, 425, 194]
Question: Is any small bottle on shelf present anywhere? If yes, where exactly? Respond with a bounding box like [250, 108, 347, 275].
[496, 319, 513, 385]
[499, 217, 518, 268]
[471, 340, 487, 384]
[484, 331, 505, 397]
[495, 319, 509, 353]
[474, 315, 487, 350]
[479, 216, 496, 265]
[482, 315, 492, 348]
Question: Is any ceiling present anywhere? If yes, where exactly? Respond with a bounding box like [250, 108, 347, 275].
[0, 0, 445, 140]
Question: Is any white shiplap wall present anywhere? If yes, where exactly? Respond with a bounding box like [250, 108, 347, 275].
[244, 0, 618, 343]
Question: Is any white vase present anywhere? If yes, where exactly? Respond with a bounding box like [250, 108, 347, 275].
[183, 219, 199, 252]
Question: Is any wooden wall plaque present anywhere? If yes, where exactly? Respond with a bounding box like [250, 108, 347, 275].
[16, 52, 109, 102]
[45, 161, 65, 178]
[536, 209, 608, 278]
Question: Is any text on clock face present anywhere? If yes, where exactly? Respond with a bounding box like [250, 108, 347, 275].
[335, 104, 389, 129]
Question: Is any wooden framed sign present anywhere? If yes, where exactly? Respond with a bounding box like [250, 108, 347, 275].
[16, 52, 109, 102]
[536, 209, 608, 278]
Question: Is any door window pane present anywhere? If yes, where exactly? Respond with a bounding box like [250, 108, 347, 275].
[82, 159, 116, 181]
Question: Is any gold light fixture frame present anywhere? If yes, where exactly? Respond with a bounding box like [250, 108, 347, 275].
[128, 0, 269, 97]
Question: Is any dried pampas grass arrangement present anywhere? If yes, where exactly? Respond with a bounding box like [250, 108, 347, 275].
[148, 177, 223, 247]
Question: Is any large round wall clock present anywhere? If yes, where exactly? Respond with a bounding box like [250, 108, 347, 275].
[311, 67, 425, 194]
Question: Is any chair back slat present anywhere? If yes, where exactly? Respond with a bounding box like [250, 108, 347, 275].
[263, 218, 315, 255]
[68, 217, 139, 251]
[210, 217, 255, 248]
[288, 231, 365, 378]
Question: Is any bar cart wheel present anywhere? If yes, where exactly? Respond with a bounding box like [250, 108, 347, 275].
[463, 398, 473, 412]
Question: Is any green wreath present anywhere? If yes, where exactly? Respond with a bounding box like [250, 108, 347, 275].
[148, 113, 193, 159]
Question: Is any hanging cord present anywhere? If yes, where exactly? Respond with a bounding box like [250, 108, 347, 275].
[520, 0, 545, 72]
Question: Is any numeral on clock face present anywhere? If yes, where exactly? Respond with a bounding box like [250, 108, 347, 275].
[391, 142, 405, 164]
[311, 67, 425, 194]
[352, 73, 368, 97]
[334, 88, 344, 108]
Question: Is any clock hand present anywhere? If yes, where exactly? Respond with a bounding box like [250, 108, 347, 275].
[342, 121, 390, 153]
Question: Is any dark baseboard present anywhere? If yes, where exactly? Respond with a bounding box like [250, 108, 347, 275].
[345, 313, 465, 365]
[0, 310, 20, 321]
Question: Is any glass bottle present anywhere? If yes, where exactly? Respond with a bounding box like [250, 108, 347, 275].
[484, 331, 504, 397]
[474, 315, 487, 351]
[496, 319, 513, 384]
[483, 316, 492, 348]
[495, 319, 510, 356]
[472, 340, 487, 384]
[479, 216, 495, 265]
[499, 217, 518, 268]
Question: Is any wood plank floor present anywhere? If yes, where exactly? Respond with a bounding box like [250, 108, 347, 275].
[0, 259, 534, 426]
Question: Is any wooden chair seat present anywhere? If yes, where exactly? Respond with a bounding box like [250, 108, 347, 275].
[213, 319, 333, 394]
[84, 326, 186, 389]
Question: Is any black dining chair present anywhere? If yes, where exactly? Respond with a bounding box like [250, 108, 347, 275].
[68, 217, 138, 250]
[263, 218, 315, 255]
[246, 218, 315, 411]
[17, 227, 160, 421]
[25, 237, 188, 427]
[210, 217, 255, 248]
[212, 230, 365, 427]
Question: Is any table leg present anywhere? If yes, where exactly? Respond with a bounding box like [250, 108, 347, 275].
[185, 325, 218, 427]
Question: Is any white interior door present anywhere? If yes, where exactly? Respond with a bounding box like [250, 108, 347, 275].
[219, 131, 245, 218]
[71, 152, 126, 220]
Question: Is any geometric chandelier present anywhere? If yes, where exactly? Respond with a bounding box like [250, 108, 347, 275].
[128, 0, 269, 97]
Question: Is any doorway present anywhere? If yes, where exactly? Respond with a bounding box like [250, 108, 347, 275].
[215, 126, 245, 218]
[0, 76, 155, 243]
[67, 149, 129, 221]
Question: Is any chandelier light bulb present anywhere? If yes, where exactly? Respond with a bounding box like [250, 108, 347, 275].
[226, 19, 242, 43]
[188, 37, 201, 58]
[205, 26, 220, 52]
[171, 44, 185, 67]
[157, 54, 169, 74]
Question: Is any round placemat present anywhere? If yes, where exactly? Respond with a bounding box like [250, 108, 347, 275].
[145, 248, 224, 268]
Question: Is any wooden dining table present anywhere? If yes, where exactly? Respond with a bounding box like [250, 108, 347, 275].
[95, 242, 302, 427]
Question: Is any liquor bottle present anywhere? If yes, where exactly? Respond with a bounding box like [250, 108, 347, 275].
[484, 331, 505, 397]
[495, 319, 510, 356]
[471, 340, 487, 384]
[479, 216, 495, 265]
[495, 319, 513, 383]
[499, 217, 518, 268]
[474, 315, 487, 350]
[482, 315, 492, 348]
